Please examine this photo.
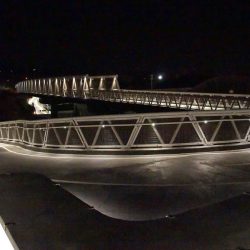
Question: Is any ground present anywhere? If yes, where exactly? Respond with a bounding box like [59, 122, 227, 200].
[0, 144, 250, 249]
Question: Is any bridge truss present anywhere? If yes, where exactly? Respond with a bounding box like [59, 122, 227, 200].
[0, 110, 250, 152]
[15, 75, 250, 111]
[7, 74, 250, 153]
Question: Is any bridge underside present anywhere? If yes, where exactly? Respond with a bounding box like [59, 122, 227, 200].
[36, 94, 171, 117]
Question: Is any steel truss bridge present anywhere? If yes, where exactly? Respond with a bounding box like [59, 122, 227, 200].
[0, 74, 248, 154]
[15, 75, 250, 111]
[0, 110, 250, 153]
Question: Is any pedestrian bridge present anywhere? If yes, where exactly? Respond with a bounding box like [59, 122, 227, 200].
[15, 75, 250, 111]
[1, 74, 250, 226]
[0, 110, 250, 153]
[1, 74, 248, 154]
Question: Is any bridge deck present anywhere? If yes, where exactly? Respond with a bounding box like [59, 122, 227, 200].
[0, 143, 249, 220]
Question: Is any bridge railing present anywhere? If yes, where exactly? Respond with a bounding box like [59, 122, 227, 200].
[89, 89, 250, 110]
[16, 75, 250, 111]
[0, 110, 250, 152]
[15, 75, 120, 98]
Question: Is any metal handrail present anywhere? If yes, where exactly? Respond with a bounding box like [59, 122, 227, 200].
[1, 110, 250, 152]
[15, 75, 250, 111]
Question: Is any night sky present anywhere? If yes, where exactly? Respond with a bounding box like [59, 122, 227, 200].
[1, 0, 250, 87]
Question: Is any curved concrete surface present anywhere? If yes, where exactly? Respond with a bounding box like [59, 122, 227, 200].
[0, 174, 249, 250]
[0, 143, 250, 220]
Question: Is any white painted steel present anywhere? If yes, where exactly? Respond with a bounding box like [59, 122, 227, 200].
[1, 110, 250, 152]
[12, 75, 250, 153]
[15, 75, 250, 111]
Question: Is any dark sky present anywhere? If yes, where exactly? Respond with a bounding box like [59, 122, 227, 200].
[1, 0, 250, 82]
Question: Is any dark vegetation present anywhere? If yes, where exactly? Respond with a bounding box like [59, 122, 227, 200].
[193, 76, 250, 94]
[0, 88, 34, 121]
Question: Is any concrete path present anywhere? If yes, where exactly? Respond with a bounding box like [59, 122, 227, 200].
[0, 144, 250, 220]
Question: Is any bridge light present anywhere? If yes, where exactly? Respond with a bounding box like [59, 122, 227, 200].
[204, 120, 208, 124]
[102, 125, 105, 128]
[64, 126, 67, 129]
[158, 75, 163, 80]
[151, 123, 155, 127]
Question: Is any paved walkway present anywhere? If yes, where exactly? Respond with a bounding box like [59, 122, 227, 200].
[0, 144, 250, 220]
[0, 174, 249, 250]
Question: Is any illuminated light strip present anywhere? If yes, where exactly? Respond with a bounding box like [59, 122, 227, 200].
[52, 179, 250, 187]
[1, 143, 250, 160]
[0, 217, 19, 250]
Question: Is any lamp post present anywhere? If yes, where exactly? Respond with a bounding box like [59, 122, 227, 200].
[150, 74, 163, 89]
[150, 74, 153, 89]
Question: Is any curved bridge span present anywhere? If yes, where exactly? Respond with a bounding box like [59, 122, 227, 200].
[0, 110, 250, 154]
[0, 74, 248, 154]
[0, 74, 249, 225]
[16, 75, 250, 111]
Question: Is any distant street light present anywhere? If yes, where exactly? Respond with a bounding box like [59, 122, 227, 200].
[150, 74, 164, 89]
